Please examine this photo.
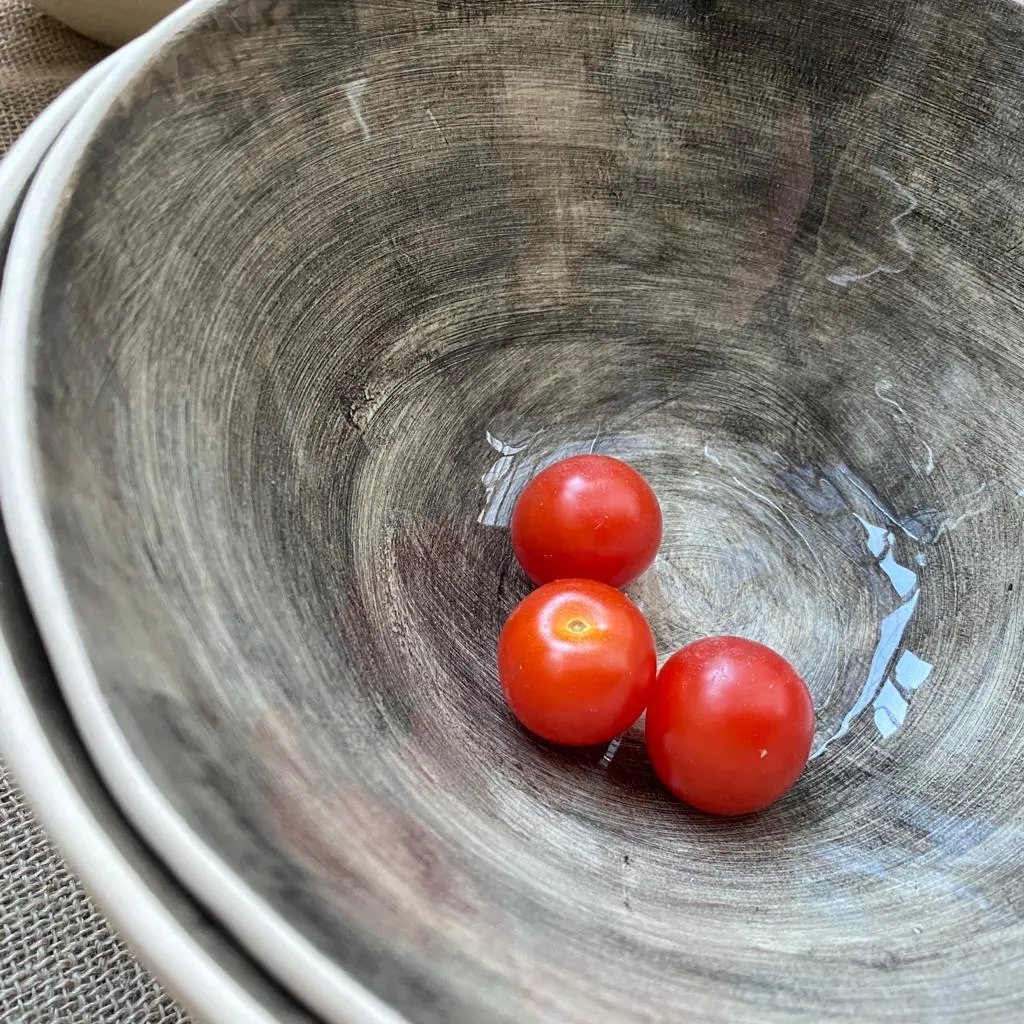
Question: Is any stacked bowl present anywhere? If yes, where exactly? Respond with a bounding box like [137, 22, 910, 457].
[3, 1, 1024, 1021]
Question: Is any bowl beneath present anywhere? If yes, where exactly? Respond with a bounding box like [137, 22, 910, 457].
[5, 0, 1024, 1022]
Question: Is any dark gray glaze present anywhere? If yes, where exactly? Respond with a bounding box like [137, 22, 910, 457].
[22, 0, 1024, 1020]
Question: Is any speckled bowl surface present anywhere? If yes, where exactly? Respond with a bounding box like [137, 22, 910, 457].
[4, 1, 1024, 1021]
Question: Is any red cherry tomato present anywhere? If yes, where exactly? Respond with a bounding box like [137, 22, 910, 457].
[510, 454, 662, 588]
[497, 579, 657, 746]
[645, 636, 815, 815]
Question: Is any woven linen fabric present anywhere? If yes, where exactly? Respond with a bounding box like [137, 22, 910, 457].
[0, 4, 192, 1021]
[0, 770, 192, 1023]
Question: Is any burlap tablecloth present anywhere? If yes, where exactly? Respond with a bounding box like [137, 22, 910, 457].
[0, 4, 193, 1020]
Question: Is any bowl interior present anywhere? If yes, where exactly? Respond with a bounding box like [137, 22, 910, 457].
[17, 0, 1024, 1021]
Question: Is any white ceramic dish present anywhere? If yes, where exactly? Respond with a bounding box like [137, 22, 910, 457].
[30, 0, 182, 46]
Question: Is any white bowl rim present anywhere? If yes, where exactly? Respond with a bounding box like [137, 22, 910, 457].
[0, 29, 322, 1024]
[0, 2, 408, 1023]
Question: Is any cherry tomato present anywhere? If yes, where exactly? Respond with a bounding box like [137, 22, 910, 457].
[497, 579, 657, 746]
[645, 636, 815, 815]
[510, 454, 662, 588]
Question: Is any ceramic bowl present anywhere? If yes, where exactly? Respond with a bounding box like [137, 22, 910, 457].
[30, 0, 182, 45]
[0, 38, 319, 1024]
[4, 0, 1024, 1021]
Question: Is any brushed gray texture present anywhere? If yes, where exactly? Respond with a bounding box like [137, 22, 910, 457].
[18, 0, 1024, 1021]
